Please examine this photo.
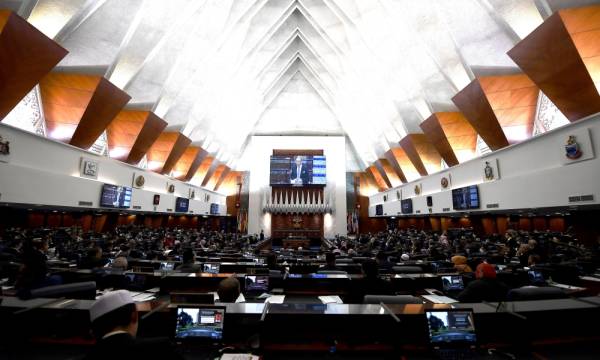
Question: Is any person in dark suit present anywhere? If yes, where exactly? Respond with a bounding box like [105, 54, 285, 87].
[457, 262, 509, 303]
[349, 259, 394, 303]
[175, 248, 200, 273]
[85, 290, 183, 360]
[289, 156, 310, 185]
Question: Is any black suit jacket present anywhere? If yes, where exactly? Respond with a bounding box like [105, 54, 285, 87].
[84, 333, 183, 360]
[457, 278, 509, 303]
[290, 164, 310, 184]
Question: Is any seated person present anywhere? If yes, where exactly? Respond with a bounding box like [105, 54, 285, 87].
[217, 276, 242, 303]
[80, 247, 107, 270]
[319, 252, 339, 271]
[349, 259, 394, 303]
[15, 238, 62, 295]
[111, 256, 128, 271]
[457, 263, 509, 303]
[376, 251, 395, 273]
[85, 290, 182, 360]
[451, 255, 473, 274]
[266, 253, 283, 275]
[175, 248, 200, 273]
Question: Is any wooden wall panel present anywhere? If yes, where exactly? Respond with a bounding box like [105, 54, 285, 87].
[357, 195, 386, 234]
[69, 78, 130, 149]
[479, 74, 538, 143]
[377, 158, 403, 188]
[508, 8, 600, 121]
[367, 165, 388, 191]
[383, 149, 407, 183]
[146, 132, 180, 172]
[420, 114, 459, 167]
[161, 133, 192, 175]
[452, 79, 510, 151]
[126, 112, 167, 165]
[436, 112, 478, 163]
[0, 10, 68, 120]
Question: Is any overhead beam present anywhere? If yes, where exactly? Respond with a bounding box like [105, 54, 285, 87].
[183, 147, 209, 182]
[383, 149, 407, 184]
[212, 165, 231, 192]
[420, 114, 460, 167]
[201, 159, 221, 188]
[389, 147, 421, 183]
[161, 133, 192, 175]
[366, 165, 388, 192]
[508, 5, 600, 121]
[172, 146, 203, 180]
[376, 158, 403, 188]
[0, 10, 67, 120]
[146, 132, 184, 173]
[125, 112, 167, 165]
[372, 161, 393, 189]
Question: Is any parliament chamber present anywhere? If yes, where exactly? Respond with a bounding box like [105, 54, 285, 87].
[1, 1, 600, 359]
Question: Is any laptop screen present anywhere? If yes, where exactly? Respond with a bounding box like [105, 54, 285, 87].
[528, 270, 545, 284]
[426, 310, 477, 346]
[203, 263, 220, 274]
[245, 275, 269, 292]
[175, 307, 225, 340]
[442, 275, 465, 292]
[160, 262, 175, 271]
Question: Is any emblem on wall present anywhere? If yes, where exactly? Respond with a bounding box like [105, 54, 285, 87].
[167, 183, 175, 193]
[135, 175, 145, 188]
[565, 135, 582, 160]
[0, 135, 9, 155]
[383, 195, 388, 202]
[189, 189, 196, 199]
[396, 190, 401, 200]
[440, 176, 449, 189]
[292, 215, 303, 229]
[414, 183, 422, 195]
[80, 157, 99, 179]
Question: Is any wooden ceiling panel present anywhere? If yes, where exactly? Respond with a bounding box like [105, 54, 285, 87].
[436, 112, 478, 163]
[183, 148, 209, 182]
[373, 161, 393, 189]
[0, 10, 68, 120]
[366, 166, 387, 192]
[126, 112, 167, 165]
[377, 158, 403, 188]
[420, 114, 459, 167]
[161, 133, 192, 175]
[452, 79, 510, 151]
[191, 156, 214, 185]
[106, 110, 149, 161]
[217, 171, 242, 195]
[212, 165, 231, 191]
[508, 9, 600, 121]
[172, 146, 202, 180]
[146, 132, 180, 172]
[390, 147, 420, 182]
[399, 134, 441, 175]
[357, 172, 378, 197]
[384, 149, 407, 183]
[201, 160, 221, 188]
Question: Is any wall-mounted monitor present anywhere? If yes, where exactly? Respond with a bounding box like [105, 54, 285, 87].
[452, 185, 480, 210]
[269, 155, 326, 186]
[175, 197, 189, 213]
[401, 199, 413, 214]
[210, 203, 219, 215]
[375, 204, 383, 216]
[100, 184, 132, 208]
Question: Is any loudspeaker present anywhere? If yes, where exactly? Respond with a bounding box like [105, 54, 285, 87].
[426, 196, 433, 207]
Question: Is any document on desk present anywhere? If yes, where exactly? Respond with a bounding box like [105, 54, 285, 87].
[422, 295, 458, 304]
[220, 354, 259, 360]
[265, 295, 285, 304]
[318, 295, 343, 304]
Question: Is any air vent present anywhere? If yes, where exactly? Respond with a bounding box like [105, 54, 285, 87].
[569, 194, 594, 203]
[133, 205, 141, 210]
[442, 208, 450, 212]
[78, 201, 92, 206]
[486, 203, 499, 209]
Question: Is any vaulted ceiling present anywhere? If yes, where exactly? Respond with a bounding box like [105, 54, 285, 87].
[2, 0, 596, 171]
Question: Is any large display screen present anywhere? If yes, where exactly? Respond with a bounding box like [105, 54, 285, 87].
[401, 199, 413, 214]
[100, 184, 132, 208]
[210, 203, 219, 215]
[375, 204, 383, 216]
[452, 185, 480, 210]
[175, 197, 189, 213]
[269, 155, 326, 186]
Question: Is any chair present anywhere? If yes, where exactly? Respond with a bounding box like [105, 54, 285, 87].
[28, 281, 97, 300]
[317, 270, 348, 275]
[392, 266, 423, 274]
[507, 286, 568, 301]
[363, 295, 422, 304]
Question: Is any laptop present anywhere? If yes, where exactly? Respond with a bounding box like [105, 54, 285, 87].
[426, 309, 477, 359]
[125, 273, 148, 291]
[244, 275, 269, 295]
[441, 275, 465, 296]
[160, 262, 175, 271]
[203, 263, 220, 274]
[174, 306, 225, 345]
[528, 270, 546, 285]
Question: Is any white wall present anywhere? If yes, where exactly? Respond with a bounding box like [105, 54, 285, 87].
[239, 136, 347, 238]
[0, 123, 227, 215]
[369, 114, 600, 217]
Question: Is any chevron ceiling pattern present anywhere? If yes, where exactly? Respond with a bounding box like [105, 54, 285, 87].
[2, 0, 595, 171]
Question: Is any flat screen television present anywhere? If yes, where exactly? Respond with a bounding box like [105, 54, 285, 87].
[175, 197, 189, 213]
[401, 199, 413, 214]
[375, 204, 383, 216]
[452, 185, 480, 210]
[210, 203, 219, 215]
[100, 184, 132, 208]
[269, 155, 326, 186]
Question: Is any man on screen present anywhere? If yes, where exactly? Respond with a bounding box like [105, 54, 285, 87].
[290, 156, 310, 185]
